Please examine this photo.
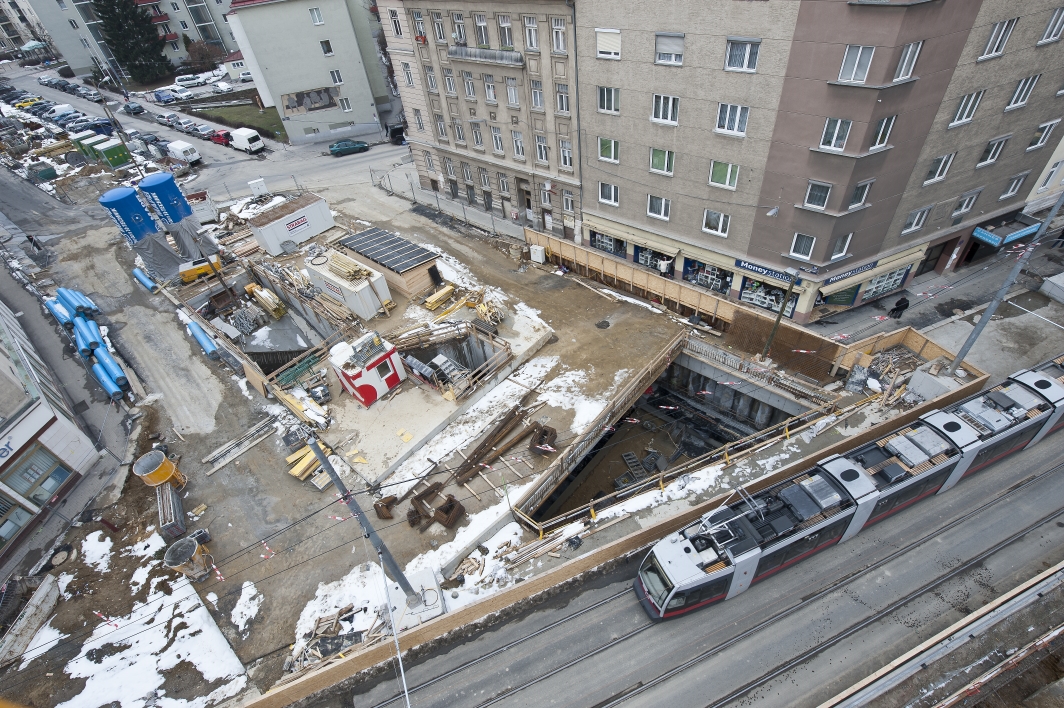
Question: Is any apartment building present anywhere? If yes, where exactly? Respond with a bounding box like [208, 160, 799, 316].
[577, 0, 1064, 323]
[377, 0, 581, 236]
[229, 0, 397, 144]
[0, 0, 40, 57]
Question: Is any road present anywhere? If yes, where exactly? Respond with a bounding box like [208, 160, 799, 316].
[325, 434, 1064, 708]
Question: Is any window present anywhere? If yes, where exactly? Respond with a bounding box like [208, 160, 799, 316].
[498, 15, 512, 48]
[512, 130, 524, 157]
[591, 232, 623, 254]
[171, 41, 179, 50]
[390, 9, 402, 36]
[56, 0, 66, 9]
[413, 108, 424, 130]
[160, 22, 170, 33]
[477, 167, 490, 188]
[444, 68, 456, 94]
[498, 173, 509, 193]
[652, 94, 679, 124]
[951, 90, 984, 125]
[424, 152, 435, 173]
[563, 189, 574, 211]
[560, 139, 572, 168]
[179, 20, 188, 29]
[650, 148, 674, 175]
[599, 137, 619, 162]
[864, 266, 909, 299]
[426, 66, 437, 91]
[716, 103, 749, 135]
[849, 181, 872, 209]
[320, 39, 333, 56]
[80, 38, 89, 48]
[462, 162, 473, 181]
[871, 115, 896, 148]
[330, 69, 343, 84]
[953, 193, 978, 216]
[978, 136, 1008, 166]
[556, 84, 569, 112]
[470, 121, 482, 146]
[894, 41, 922, 81]
[924, 153, 955, 184]
[725, 40, 759, 71]
[1029, 120, 1059, 150]
[474, 13, 488, 46]
[491, 125, 503, 152]
[599, 86, 619, 113]
[541, 186, 551, 206]
[463, 70, 475, 98]
[536, 134, 549, 162]
[599, 182, 619, 205]
[552, 18, 566, 52]
[702, 210, 729, 237]
[831, 233, 852, 260]
[820, 118, 851, 150]
[805, 181, 831, 209]
[596, 28, 620, 58]
[710, 160, 739, 189]
[655, 33, 683, 65]
[1042, 8, 1064, 43]
[309, 7, 322, 24]
[524, 16, 538, 49]
[402, 62, 414, 86]
[452, 119, 465, 142]
[1008, 75, 1040, 109]
[902, 206, 931, 233]
[1001, 173, 1027, 199]
[647, 195, 671, 220]
[68, 18, 77, 28]
[483, 74, 496, 102]
[339, 97, 352, 112]
[432, 11, 445, 42]
[505, 77, 519, 105]
[981, 18, 1016, 59]
[413, 10, 424, 37]
[435, 113, 446, 138]
[452, 13, 465, 44]
[790, 233, 815, 259]
[839, 45, 874, 83]
[1040, 161, 1063, 191]
[171, 2, 179, 11]
[530, 79, 543, 108]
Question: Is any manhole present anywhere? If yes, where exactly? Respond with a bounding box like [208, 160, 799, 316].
[595, 320, 611, 329]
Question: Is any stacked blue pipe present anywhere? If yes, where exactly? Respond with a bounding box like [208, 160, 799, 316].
[46, 285, 132, 397]
[44, 300, 73, 330]
[187, 321, 219, 360]
[93, 347, 128, 388]
[91, 362, 124, 401]
[132, 268, 159, 293]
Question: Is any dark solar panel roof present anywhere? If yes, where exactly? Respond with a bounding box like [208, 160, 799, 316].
[338, 228, 437, 274]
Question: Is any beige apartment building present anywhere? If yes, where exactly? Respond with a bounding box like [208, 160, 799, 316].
[377, 0, 581, 236]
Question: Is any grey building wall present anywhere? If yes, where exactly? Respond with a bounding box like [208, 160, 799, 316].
[23, 0, 95, 74]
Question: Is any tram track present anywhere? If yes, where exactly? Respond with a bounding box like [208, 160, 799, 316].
[362, 457, 1064, 708]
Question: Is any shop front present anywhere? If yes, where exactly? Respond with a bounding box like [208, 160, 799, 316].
[810, 247, 926, 318]
[959, 213, 1041, 267]
[733, 260, 802, 318]
[682, 258, 733, 295]
[588, 229, 627, 258]
[634, 245, 677, 277]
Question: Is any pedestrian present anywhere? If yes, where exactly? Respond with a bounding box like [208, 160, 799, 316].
[888, 296, 910, 319]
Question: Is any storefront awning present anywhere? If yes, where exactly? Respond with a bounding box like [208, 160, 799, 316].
[972, 221, 1040, 248]
[816, 247, 926, 295]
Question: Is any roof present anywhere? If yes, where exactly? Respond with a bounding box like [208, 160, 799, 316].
[338, 228, 437, 275]
[224, 50, 244, 62]
[247, 192, 324, 228]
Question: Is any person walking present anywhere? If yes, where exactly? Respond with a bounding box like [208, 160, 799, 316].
[888, 296, 910, 319]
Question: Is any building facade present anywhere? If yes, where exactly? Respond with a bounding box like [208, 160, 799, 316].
[228, 0, 398, 144]
[378, 0, 582, 236]
[0, 0, 43, 58]
[0, 299, 98, 562]
[575, 0, 1064, 323]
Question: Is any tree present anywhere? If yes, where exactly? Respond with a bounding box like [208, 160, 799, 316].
[92, 0, 171, 84]
[183, 40, 225, 73]
[182, 33, 193, 51]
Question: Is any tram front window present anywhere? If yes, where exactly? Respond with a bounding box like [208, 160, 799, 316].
[639, 554, 672, 608]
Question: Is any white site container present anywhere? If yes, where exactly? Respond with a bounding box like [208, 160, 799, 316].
[248, 192, 334, 256]
[304, 256, 392, 320]
[530, 244, 546, 264]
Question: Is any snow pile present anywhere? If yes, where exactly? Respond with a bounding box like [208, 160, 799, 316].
[57, 573, 75, 599]
[18, 617, 69, 671]
[230, 581, 263, 636]
[596, 463, 727, 521]
[81, 531, 113, 573]
[58, 577, 246, 708]
[229, 195, 286, 220]
[535, 367, 630, 434]
[600, 289, 663, 312]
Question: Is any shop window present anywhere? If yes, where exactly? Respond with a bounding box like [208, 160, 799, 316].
[740, 279, 797, 317]
[684, 260, 731, 294]
[862, 266, 909, 300]
[0, 497, 31, 550]
[591, 231, 625, 256]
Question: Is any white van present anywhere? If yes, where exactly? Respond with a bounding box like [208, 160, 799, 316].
[169, 86, 193, 100]
[167, 139, 201, 164]
[174, 74, 205, 87]
[230, 127, 264, 153]
[45, 104, 74, 119]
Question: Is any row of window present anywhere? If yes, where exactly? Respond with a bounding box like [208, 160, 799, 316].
[420, 112, 573, 168]
[922, 120, 1058, 188]
[395, 9, 567, 53]
[424, 151, 577, 211]
[949, 73, 1060, 129]
[420, 65, 570, 113]
[903, 171, 1030, 236]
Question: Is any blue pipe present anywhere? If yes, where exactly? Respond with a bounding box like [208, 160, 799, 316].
[91, 362, 124, 400]
[72, 317, 99, 350]
[85, 319, 104, 348]
[45, 299, 74, 329]
[132, 268, 159, 293]
[187, 321, 219, 360]
[93, 347, 129, 389]
[73, 326, 91, 357]
[72, 290, 100, 316]
[56, 288, 83, 315]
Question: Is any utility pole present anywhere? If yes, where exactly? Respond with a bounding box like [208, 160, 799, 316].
[302, 431, 422, 606]
[379, 548, 413, 708]
[760, 267, 800, 360]
[947, 187, 1064, 376]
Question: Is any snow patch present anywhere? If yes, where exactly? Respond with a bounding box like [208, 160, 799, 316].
[230, 581, 263, 635]
[205, 592, 219, 610]
[57, 573, 75, 599]
[18, 617, 68, 671]
[81, 531, 113, 573]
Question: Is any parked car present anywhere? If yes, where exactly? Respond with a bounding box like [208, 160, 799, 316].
[328, 139, 369, 156]
[87, 120, 114, 136]
[45, 104, 74, 119]
[238, 71, 253, 82]
[209, 129, 232, 146]
[67, 116, 100, 130]
[167, 139, 201, 164]
[156, 112, 179, 126]
[54, 113, 85, 127]
[62, 83, 82, 94]
[174, 74, 206, 87]
[176, 118, 197, 133]
[52, 79, 72, 91]
[120, 102, 145, 114]
[14, 97, 43, 108]
[169, 86, 193, 101]
[81, 89, 103, 102]
[193, 124, 215, 140]
[139, 133, 160, 144]
[154, 90, 175, 104]
[27, 103, 55, 116]
[211, 82, 234, 94]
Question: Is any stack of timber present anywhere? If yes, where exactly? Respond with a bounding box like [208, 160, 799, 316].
[286, 443, 333, 481]
[245, 283, 286, 319]
[202, 416, 276, 476]
[327, 251, 373, 281]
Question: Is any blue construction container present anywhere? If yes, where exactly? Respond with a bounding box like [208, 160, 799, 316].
[138, 172, 192, 225]
[99, 187, 158, 246]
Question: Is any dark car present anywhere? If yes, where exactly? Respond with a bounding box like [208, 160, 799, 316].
[120, 102, 145, 115]
[52, 80, 72, 91]
[329, 139, 369, 156]
[63, 84, 83, 95]
[28, 104, 56, 117]
[139, 133, 160, 144]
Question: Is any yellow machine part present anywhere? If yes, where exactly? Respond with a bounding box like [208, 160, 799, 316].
[179, 255, 222, 283]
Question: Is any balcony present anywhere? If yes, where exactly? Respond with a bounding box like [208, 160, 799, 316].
[162, 32, 178, 40]
[151, 12, 169, 22]
[447, 45, 524, 67]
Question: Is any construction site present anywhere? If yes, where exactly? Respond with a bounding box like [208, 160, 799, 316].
[3, 165, 1062, 708]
